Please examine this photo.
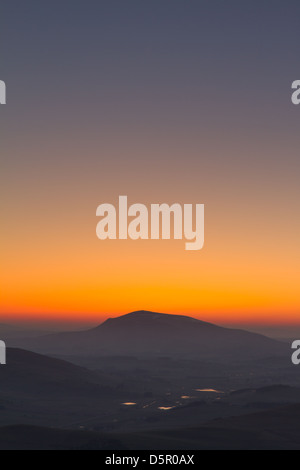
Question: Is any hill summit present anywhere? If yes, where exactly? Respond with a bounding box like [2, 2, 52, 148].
[9, 311, 287, 360]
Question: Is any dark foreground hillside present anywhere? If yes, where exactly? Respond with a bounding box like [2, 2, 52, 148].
[2, 404, 300, 450]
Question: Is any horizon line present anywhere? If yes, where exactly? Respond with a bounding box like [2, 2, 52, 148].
[0, 309, 300, 329]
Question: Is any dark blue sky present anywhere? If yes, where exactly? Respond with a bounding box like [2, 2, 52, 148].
[2, 1, 300, 119]
[1, 1, 300, 175]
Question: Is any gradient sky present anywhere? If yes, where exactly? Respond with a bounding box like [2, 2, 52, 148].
[1, 1, 300, 326]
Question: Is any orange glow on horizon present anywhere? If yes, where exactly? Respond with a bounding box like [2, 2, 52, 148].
[1, 138, 299, 327]
[1, 226, 299, 325]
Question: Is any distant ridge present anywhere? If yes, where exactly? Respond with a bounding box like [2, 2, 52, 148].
[96, 310, 217, 331]
[9, 310, 288, 360]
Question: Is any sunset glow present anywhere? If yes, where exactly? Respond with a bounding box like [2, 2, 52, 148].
[1, 2, 299, 328]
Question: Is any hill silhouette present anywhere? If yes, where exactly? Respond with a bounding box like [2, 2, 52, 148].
[0, 348, 122, 428]
[9, 310, 287, 360]
[0, 348, 107, 394]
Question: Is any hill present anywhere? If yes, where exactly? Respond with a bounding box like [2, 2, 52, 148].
[0, 348, 122, 427]
[2, 403, 300, 449]
[9, 310, 288, 360]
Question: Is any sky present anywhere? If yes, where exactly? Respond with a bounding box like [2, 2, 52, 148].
[1, 1, 300, 326]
